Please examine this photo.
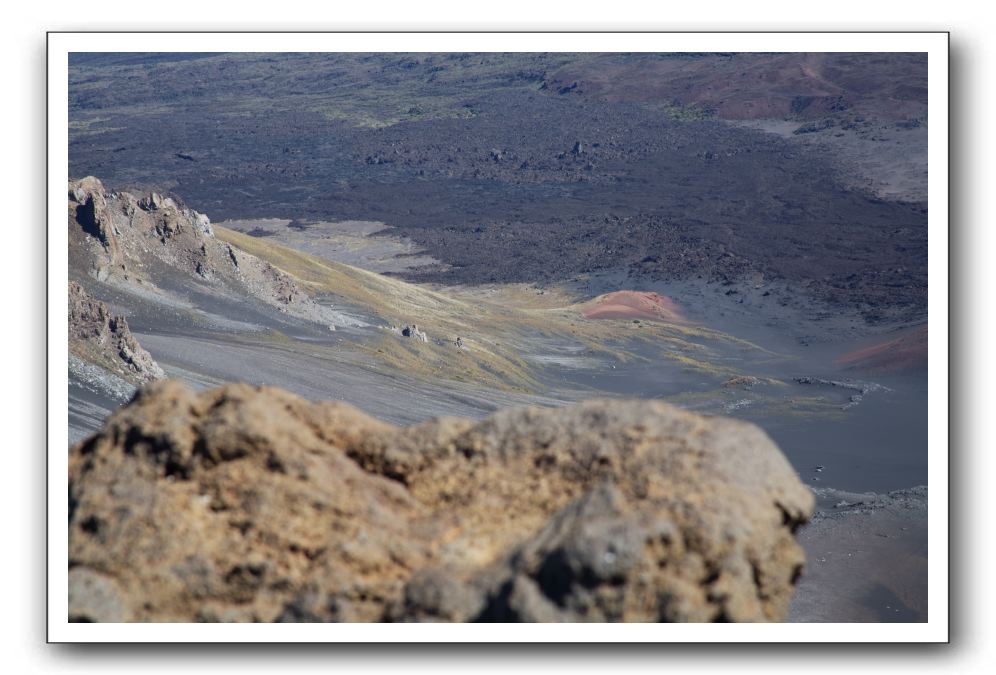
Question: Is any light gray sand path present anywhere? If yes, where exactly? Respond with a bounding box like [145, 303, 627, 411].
[217, 218, 447, 275]
[134, 331, 582, 427]
[69, 384, 124, 446]
[69, 354, 137, 444]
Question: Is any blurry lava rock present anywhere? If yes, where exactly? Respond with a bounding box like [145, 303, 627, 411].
[68, 381, 813, 623]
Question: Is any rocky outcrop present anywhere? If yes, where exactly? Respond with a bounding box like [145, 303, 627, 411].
[69, 381, 814, 623]
[69, 176, 122, 269]
[67, 177, 335, 326]
[68, 281, 165, 385]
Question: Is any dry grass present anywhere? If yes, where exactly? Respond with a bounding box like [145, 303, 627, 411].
[217, 226, 776, 392]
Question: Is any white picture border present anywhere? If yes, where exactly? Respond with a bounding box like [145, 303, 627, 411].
[48, 31, 949, 643]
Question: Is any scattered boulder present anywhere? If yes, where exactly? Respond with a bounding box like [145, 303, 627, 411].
[793, 118, 836, 135]
[192, 211, 214, 237]
[723, 375, 762, 390]
[138, 192, 165, 211]
[401, 323, 429, 343]
[69, 381, 814, 622]
[68, 281, 165, 385]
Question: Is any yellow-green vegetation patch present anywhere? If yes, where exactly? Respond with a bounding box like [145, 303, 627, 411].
[68, 117, 125, 137]
[216, 225, 782, 391]
[665, 389, 847, 420]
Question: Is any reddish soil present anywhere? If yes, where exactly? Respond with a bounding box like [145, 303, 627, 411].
[834, 325, 928, 374]
[545, 53, 926, 122]
[582, 291, 689, 324]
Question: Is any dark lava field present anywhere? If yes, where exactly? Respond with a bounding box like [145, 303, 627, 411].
[69, 52, 928, 324]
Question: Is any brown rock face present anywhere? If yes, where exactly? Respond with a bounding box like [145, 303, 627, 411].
[68, 281, 165, 385]
[68, 381, 813, 623]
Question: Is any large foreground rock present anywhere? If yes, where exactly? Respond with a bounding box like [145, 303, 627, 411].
[68, 381, 814, 622]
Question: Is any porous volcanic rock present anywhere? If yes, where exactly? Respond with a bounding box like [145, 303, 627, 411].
[68, 281, 165, 385]
[68, 381, 814, 623]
